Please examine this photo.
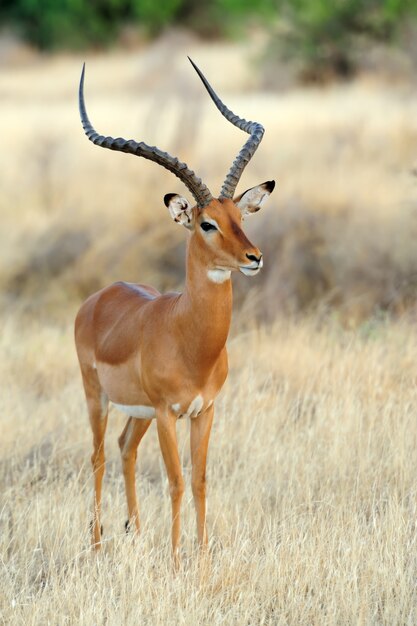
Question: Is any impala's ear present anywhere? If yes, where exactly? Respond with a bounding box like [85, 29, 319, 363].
[235, 180, 275, 216]
[164, 193, 194, 228]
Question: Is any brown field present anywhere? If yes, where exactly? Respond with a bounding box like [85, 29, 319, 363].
[1, 36, 417, 624]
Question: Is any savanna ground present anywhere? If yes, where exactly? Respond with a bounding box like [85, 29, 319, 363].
[1, 33, 417, 624]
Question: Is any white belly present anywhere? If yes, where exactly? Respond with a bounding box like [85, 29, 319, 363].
[112, 394, 210, 420]
[112, 403, 156, 419]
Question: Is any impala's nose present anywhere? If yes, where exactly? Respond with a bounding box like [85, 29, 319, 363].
[246, 253, 262, 264]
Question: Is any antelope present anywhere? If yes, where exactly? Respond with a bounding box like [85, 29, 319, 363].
[75, 58, 275, 565]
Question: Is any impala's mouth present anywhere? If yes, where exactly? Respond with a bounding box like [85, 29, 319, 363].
[239, 259, 263, 276]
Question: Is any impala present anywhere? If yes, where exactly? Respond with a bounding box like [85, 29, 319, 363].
[75, 58, 275, 564]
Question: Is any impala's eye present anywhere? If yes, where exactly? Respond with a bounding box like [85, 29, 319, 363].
[201, 221, 217, 232]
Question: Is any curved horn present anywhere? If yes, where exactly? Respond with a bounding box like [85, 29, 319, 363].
[188, 57, 264, 200]
[79, 63, 213, 208]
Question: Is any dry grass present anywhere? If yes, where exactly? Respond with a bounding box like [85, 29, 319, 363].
[1, 34, 417, 624]
[1, 316, 417, 624]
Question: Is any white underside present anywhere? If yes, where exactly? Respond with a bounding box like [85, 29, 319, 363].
[112, 394, 207, 420]
[112, 403, 156, 419]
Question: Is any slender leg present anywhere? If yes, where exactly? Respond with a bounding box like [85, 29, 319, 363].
[82, 365, 109, 549]
[190, 404, 214, 548]
[156, 409, 184, 569]
[118, 417, 152, 533]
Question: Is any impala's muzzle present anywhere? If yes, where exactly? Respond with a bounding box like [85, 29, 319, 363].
[239, 253, 263, 276]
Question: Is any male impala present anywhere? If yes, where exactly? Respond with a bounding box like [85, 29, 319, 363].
[75, 58, 275, 564]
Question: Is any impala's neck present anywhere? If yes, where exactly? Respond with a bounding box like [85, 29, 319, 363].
[179, 235, 233, 364]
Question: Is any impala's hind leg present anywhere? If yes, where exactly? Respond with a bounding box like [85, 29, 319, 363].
[81, 365, 109, 548]
[118, 417, 152, 533]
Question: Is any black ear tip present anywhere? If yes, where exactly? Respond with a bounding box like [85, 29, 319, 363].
[265, 180, 276, 192]
[164, 193, 177, 207]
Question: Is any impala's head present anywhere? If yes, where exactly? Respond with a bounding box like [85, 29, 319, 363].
[79, 57, 275, 280]
[164, 181, 274, 280]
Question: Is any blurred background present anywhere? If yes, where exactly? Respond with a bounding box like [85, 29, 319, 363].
[1, 0, 417, 327]
[1, 6, 417, 620]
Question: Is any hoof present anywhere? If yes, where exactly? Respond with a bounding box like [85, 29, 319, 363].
[125, 519, 130, 533]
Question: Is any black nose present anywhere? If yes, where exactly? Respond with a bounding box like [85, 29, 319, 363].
[246, 253, 262, 263]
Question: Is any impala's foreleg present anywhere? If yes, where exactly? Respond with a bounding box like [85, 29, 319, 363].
[190, 404, 214, 548]
[156, 409, 184, 568]
[118, 417, 152, 533]
[82, 366, 109, 549]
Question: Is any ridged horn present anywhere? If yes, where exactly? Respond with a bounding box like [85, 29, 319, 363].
[79, 63, 213, 208]
[188, 57, 264, 200]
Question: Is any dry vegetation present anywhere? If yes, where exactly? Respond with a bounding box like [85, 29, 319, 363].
[2, 317, 417, 624]
[1, 34, 417, 624]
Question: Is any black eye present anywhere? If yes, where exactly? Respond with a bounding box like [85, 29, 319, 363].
[201, 221, 217, 232]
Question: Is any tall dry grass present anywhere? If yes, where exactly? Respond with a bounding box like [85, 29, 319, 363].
[1, 316, 417, 624]
[1, 34, 417, 624]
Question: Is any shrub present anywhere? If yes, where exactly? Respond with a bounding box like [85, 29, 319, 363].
[275, 0, 417, 81]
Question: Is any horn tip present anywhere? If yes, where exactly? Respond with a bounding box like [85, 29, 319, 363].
[187, 56, 198, 72]
[80, 62, 86, 88]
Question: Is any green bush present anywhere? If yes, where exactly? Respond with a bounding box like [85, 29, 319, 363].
[276, 0, 417, 81]
[0, 0, 130, 50]
[0, 0, 277, 49]
[0, 0, 415, 57]
[133, 0, 184, 34]
[0, 0, 194, 49]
